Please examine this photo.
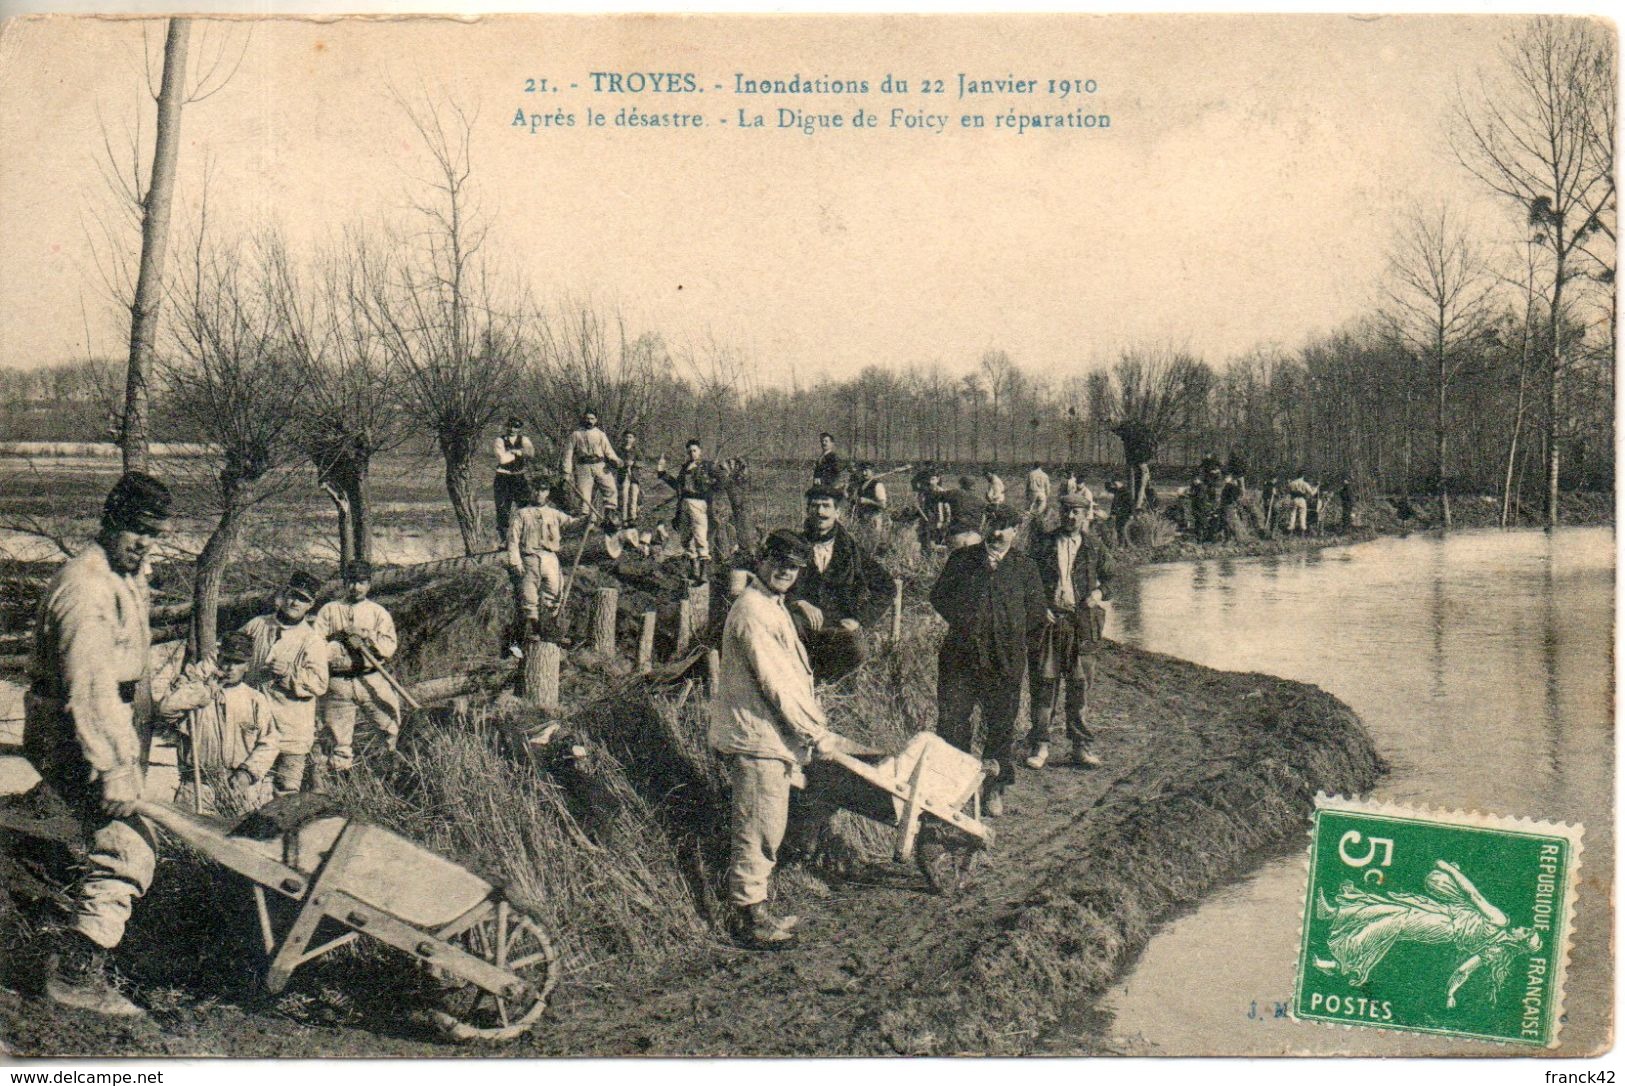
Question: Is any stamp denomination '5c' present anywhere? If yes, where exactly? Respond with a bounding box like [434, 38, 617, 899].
[1294, 795, 1582, 1048]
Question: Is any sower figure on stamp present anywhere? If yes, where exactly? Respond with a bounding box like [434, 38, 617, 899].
[786, 483, 895, 682]
[314, 559, 400, 774]
[563, 408, 622, 527]
[1025, 490, 1113, 770]
[156, 629, 279, 815]
[711, 530, 844, 950]
[507, 476, 585, 642]
[22, 472, 171, 1016]
[492, 415, 535, 544]
[240, 571, 330, 796]
[928, 504, 1048, 817]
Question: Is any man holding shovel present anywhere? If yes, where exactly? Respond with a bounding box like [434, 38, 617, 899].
[156, 629, 279, 813]
[1024, 490, 1114, 770]
[315, 560, 401, 773]
[240, 571, 330, 796]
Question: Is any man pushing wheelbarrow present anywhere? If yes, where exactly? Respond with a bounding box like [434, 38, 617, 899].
[712, 531, 992, 951]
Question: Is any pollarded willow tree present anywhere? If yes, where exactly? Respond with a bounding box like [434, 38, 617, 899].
[163, 228, 306, 661]
[364, 92, 526, 555]
[263, 232, 408, 567]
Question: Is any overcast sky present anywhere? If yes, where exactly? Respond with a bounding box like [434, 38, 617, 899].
[0, 14, 1562, 387]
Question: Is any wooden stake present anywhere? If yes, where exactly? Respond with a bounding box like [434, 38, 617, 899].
[522, 640, 562, 712]
[637, 611, 656, 674]
[592, 587, 619, 657]
[675, 598, 694, 658]
[891, 577, 905, 643]
[707, 648, 721, 692]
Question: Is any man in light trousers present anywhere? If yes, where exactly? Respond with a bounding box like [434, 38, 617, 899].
[563, 409, 622, 525]
[240, 571, 331, 795]
[314, 559, 401, 772]
[23, 471, 172, 1016]
[711, 529, 841, 950]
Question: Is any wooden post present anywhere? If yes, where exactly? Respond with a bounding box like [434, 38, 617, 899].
[891, 577, 905, 643]
[690, 582, 710, 630]
[522, 640, 562, 712]
[637, 611, 656, 674]
[707, 648, 721, 693]
[592, 587, 619, 657]
[674, 598, 694, 659]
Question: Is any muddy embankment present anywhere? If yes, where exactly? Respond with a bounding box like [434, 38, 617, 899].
[1, 561, 1381, 1057]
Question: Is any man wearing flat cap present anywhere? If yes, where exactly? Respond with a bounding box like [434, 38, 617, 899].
[23, 471, 171, 1015]
[928, 503, 1048, 817]
[785, 483, 895, 682]
[156, 629, 279, 814]
[239, 570, 330, 795]
[314, 559, 400, 772]
[711, 528, 843, 949]
[493, 415, 536, 544]
[1025, 488, 1114, 770]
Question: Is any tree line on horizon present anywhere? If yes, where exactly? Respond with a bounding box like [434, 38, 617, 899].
[0, 15, 1612, 662]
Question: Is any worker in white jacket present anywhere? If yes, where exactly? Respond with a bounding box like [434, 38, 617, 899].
[314, 559, 400, 771]
[23, 472, 171, 1017]
[156, 629, 280, 813]
[562, 409, 622, 525]
[711, 529, 842, 950]
[507, 476, 586, 639]
[240, 570, 330, 795]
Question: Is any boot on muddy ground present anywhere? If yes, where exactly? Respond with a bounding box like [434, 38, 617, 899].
[1024, 743, 1051, 770]
[39, 929, 145, 1018]
[1065, 745, 1103, 768]
[728, 903, 800, 950]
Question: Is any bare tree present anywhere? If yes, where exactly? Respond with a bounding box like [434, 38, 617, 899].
[164, 229, 306, 661]
[366, 92, 525, 554]
[978, 349, 1014, 462]
[525, 301, 671, 448]
[1454, 16, 1615, 528]
[98, 20, 249, 473]
[264, 232, 407, 566]
[1384, 202, 1499, 529]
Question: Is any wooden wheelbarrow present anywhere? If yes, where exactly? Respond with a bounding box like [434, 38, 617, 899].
[823, 732, 995, 894]
[133, 799, 557, 1043]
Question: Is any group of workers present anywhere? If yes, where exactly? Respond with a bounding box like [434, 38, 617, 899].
[24, 417, 1374, 1004]
[19, 473, 403, 1016]
[708, 436, 1114, 949]
[497, 414, 724, 634]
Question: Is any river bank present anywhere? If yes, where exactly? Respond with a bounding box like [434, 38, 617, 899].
[0, 555, 1382, 1056]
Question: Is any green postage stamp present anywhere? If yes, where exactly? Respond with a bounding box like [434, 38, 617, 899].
[1294, 795, 1583, 1048]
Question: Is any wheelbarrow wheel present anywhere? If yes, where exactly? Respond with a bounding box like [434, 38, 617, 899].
[429, 897, 559, 1043]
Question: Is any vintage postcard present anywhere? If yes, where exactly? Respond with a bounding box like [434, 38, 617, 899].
[0, 10, 1614, 1068]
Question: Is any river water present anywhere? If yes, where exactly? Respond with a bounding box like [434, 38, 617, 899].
[1092, 526, 1614, 1055]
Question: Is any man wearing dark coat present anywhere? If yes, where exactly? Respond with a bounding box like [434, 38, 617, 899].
[812, 432, 844, 489]
[928, 505, 1048, 816]
[788, 484, 895, 681]
[1025, 491, 1114, 770]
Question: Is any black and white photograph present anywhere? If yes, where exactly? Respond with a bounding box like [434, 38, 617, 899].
[0, 11, 1614, 1065]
